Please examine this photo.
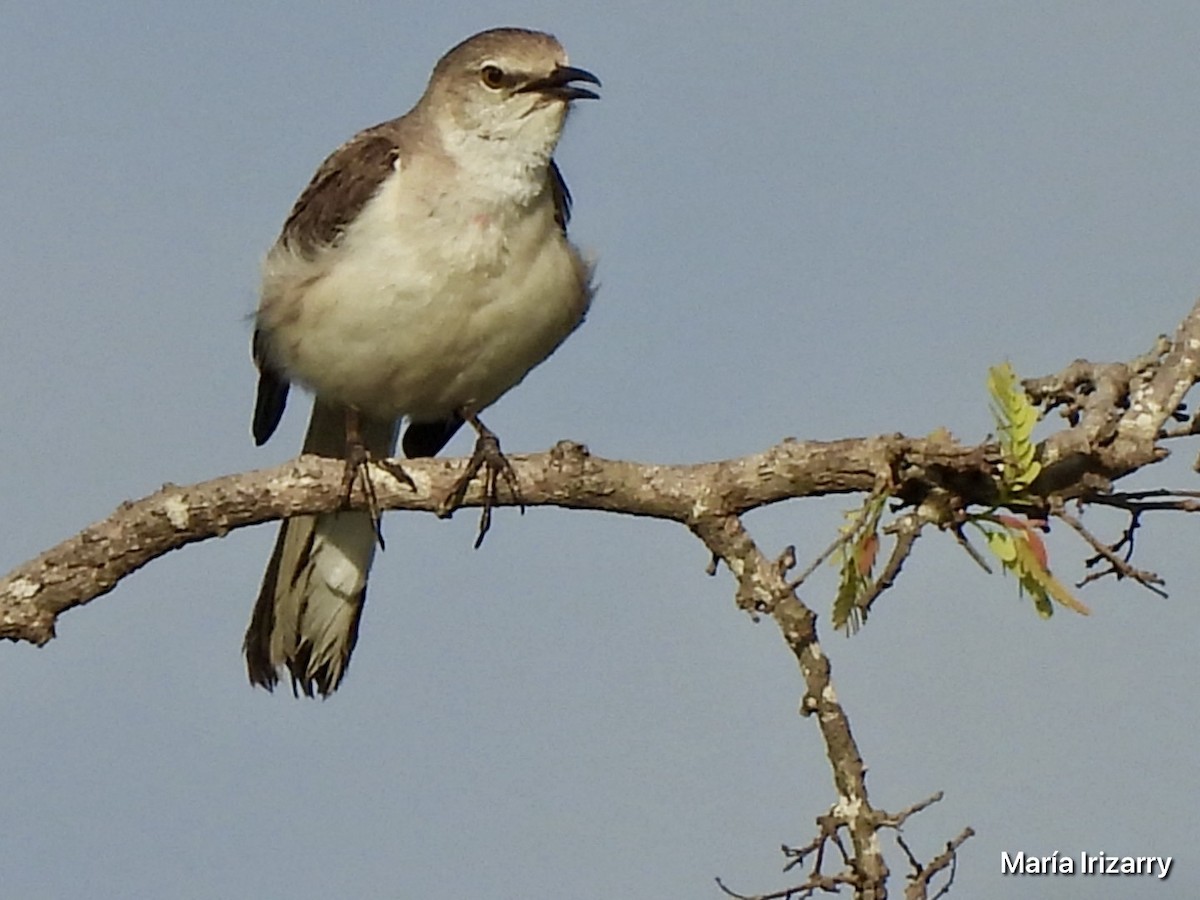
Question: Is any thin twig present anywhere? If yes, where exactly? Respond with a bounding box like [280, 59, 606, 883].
[714, 873, 854, 900]
[788, 531, 847, 591]
[1056, 508, 1167, 597]
[1084, 489, 1200, 514]
[857, 515, 925, 618]
[903, 827, 975, 900]
[950, 524, 993, 574]
[879, 791, 945, 828]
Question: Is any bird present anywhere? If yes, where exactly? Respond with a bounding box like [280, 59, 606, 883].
[242, 27, 599, 697]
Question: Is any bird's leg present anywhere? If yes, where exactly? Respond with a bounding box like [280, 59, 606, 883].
[438, 410, 524, 547]
[340, 407, 384, 548]
[341, 408, 416, 550]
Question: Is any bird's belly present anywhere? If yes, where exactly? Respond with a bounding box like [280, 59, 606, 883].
[262, 231, 586, 422]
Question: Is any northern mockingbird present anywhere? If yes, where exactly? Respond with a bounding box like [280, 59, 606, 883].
[243, 28, 599, 697]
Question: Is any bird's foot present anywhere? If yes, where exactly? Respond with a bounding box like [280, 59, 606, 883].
[437, 413, 524, 548]
[341, 409, 415, 551]
[339, 437, 387, 550]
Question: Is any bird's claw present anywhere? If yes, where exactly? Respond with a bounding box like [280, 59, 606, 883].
[438, 426, 524, 548]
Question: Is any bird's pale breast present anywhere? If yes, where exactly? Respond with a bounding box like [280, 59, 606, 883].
[258, 167, 590, 421]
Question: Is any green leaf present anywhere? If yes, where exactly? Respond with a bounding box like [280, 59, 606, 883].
[987, 362, 1043, 497]
[832, 552, 866, 632]
[977, 515, 1092, 617]
[984, 528, 1017, 563]
[831, 492, 887, 632]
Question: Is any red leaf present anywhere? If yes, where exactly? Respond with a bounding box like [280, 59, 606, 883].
[1023, 528, 1049, 570]
[856, 533, 879, 577]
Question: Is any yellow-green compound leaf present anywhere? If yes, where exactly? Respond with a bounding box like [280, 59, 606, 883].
[1011, 535, 1091, 616]
[1042, 571, 1092, 616]
[984, 528, 1018, 563]
[1011, 541, 1055, 618]
[981, 518, 1093, 618]
[988, 362, 1042, 495]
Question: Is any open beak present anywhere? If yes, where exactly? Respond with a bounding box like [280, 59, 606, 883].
[517, 65, 601, 102]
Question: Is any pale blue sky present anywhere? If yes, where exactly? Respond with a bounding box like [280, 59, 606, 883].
[3, 3, 1199, 898]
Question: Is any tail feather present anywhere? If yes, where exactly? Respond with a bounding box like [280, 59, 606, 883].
[244, 401, 397, 697]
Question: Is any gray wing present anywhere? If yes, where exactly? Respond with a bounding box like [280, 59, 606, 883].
[251, 327, 289, 445]
[252, 122, 405, 444]
[279, 123, 404, 255]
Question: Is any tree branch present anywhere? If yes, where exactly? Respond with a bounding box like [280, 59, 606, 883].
[5, 298, 1200, 897]
[1, 433, 992, 645]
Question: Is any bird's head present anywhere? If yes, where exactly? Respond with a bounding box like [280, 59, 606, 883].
[422, 28, 600, 161]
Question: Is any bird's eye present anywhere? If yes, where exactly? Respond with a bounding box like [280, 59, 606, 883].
[480, 65, 505, 89]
